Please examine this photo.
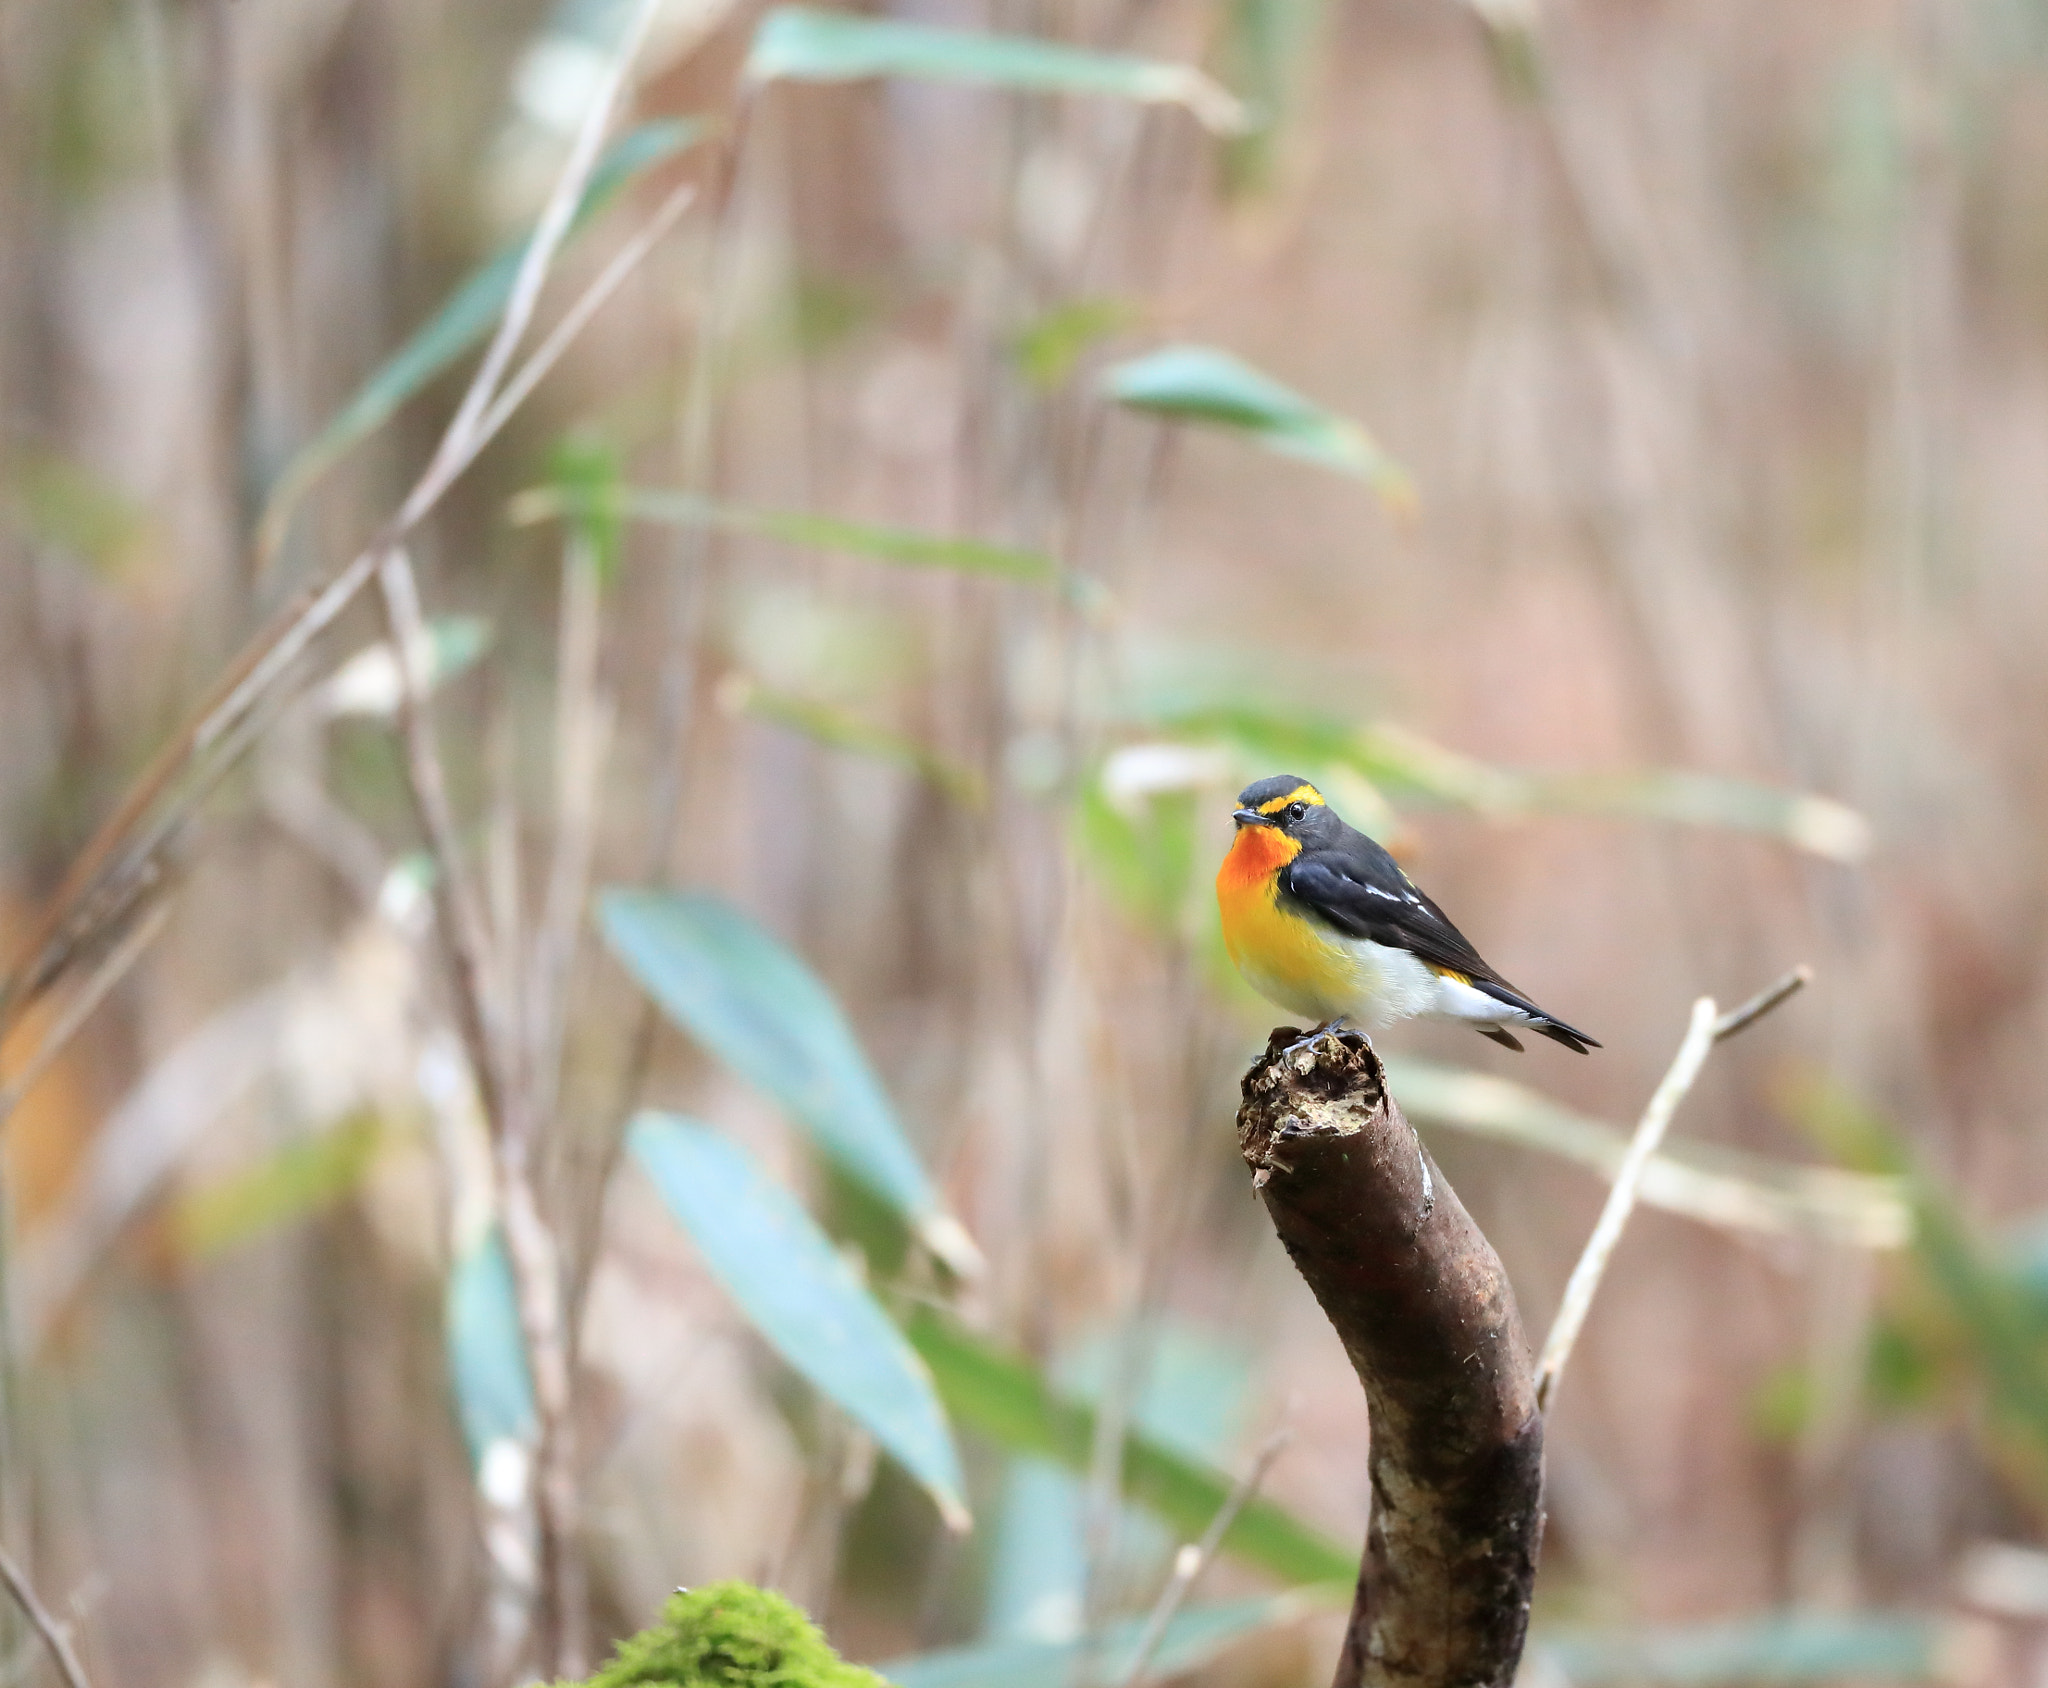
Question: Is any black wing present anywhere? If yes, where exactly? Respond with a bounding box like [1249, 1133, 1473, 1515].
[1279, 846, 1505, 985]
[1281, 838, 1602, 1052]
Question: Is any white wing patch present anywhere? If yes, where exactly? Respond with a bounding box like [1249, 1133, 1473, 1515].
[1428, 974, 1535, 1025]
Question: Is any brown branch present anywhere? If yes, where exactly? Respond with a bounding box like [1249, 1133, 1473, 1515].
[1237, 1029, 1542, 1688]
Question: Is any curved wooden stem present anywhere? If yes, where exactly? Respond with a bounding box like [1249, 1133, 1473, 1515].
[1237, 1028, 1543, 1688]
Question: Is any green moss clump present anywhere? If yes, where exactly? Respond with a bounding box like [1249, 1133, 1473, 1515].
[577, 1581, 889, 1688]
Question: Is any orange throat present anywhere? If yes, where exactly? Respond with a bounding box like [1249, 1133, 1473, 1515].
[1216, 823, 1299, 919]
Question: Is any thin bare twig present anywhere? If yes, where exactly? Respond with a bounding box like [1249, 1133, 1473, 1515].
[529, 531, 613, 1124]
[1535, 997, 1719, 1413]
[637, 89, 758, 888]
[1534, 965, 1814, 1413]
[413, 0, 664, 503]
[470, 183, 697, 453]
[374, 551, 510, 1115]
[1713, 964, 1812, 1043]
[586, 99, 761, 1230]
[1119, 1428, 1293, 1688]
[0, 1545, 92, 1688]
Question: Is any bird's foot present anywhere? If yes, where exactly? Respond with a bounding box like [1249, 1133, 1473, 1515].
[1279, 1018, 1350, 1061]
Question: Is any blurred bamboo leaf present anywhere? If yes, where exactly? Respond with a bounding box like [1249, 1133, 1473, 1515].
[1788, 1075, 2048, 1484]
[883, 1592, 1335, 1688]
[1104, 345, 1415, 510]
[745, 7, 1247, 133]
[1386, 1058, 1910, 1248]
[256, 118, 705, 562]
[315, 616, 493, 720]
[174, 1114, 384, 1258]
[630, 1113, 970, 1529]
[1466, 0, 1547, 104]
[446, 1229, 538, 1469]
[1518, 769, 1872, 864]
[1214, 0, 1328, 194]
[1355, 724, 1872, 862]
[546, 435, 625, 584]
[1073, 780, 1199, 936]
[512, 484, 1056, 582]
[1, 446, 152, 577]
[984, 1321, 1257, 1643]
[598, 889, 981, 1276]
[1124, 693, 1873, 863]
[904, 1307, 1354, 1585]
[1011, 298, 1139, 390]
[719, 674, 985, 807]
[1533, 1611, 1936, 1684]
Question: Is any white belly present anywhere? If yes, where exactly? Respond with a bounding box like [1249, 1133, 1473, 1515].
[1317, 939, 1536, 1033]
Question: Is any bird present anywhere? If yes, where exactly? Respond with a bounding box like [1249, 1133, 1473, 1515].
[1215, 774, 1599, 1054]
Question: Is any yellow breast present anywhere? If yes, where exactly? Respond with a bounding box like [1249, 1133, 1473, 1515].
[1215, 828, 1357, 1021]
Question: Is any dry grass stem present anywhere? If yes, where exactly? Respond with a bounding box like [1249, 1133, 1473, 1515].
[470, 184, 698, 455]
[1712, 965, 1813, 1043]
[1535, 997, 1719, 1413]
[0, 1544, 93, 1688]
[418, 0, 666, 499]
[1117, 1427, 1294, 1688]
[530, 534, 613, 1125]
[0, 905, 168, 1131]
[1535, 966, 1815, 1412]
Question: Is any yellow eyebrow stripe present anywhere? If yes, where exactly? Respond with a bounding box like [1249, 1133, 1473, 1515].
[1256, 783, 1325, 815]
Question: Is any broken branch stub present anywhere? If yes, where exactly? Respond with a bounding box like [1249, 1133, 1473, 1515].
[1237, 1028, 1543, 1688]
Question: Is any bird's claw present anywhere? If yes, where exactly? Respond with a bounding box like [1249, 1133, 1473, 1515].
[1280, 1019, 1349, 1062]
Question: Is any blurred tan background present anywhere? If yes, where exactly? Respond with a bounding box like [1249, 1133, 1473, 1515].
[4, 0, 2048, 1683]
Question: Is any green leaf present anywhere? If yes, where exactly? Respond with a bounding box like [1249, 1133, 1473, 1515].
[883, 1592, 1334, 1688]
[904, 1307, 1354, 1586]
[1120, 691, 1873, 864]
[1349, 724, 1874, 861]
[1534, 1612, 1936, 1685]
[1, 447, 152, 577]
[511, 485, 1057, 583]
[744, 8, 1247, 133]
[1515, 769, 1873, 864]
[1103, 345, 1414, 509]
[1072, 780, 1199, 937]
[598, 890, 979, 1276]
[446, 1229, 537, 1469]
[1214, 0, 1328, 194]
[741, 508, 1055, 583]
[1011, 298, 1139, 390]
[722, 675, 986, 807]
[256, 119, 705, 562]
[982, 1321, 1257, 1642]
[1384, 1058, 1910, 1248]
[1784, 1075, 2048, 1482]
[630, 1114, 969, 1529]
[545, 435, 626, 584]
[174, 1114, 384, 1258]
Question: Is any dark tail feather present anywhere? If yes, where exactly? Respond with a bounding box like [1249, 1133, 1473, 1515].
[1531, 1016, 1599, 1053]
[1473, 980, 1601, 1053]
[1477, 1025, 1525, 1052]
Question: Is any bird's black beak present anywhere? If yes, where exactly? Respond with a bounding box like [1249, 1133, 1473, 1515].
[1232, 808, 1270, 828]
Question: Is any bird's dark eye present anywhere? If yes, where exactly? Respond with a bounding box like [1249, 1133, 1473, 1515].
[1285, 802, 1307, 823]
